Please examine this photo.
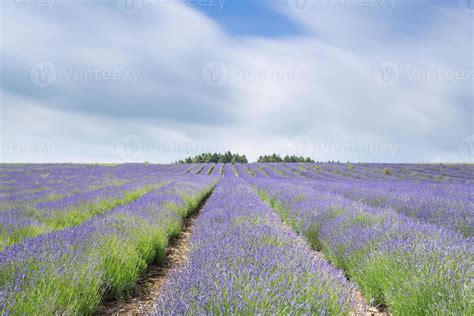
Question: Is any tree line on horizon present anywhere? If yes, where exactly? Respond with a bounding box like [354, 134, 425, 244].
[257, 154, 314, 163]
[177, 151, 248, 164]
[177, 152, 314, 164]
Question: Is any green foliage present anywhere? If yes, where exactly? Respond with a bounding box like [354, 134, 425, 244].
[0, 185, 161, 250]
[178, 152, 315, 163]
[257, 154, 314, 163]
[304, 225, 321, 251]
[383, 167, 393, 176]
[177, 151, 248, 164]
[0, 225, 49, 251]
[1, 253, 103, 315]
[258, 188, 473, 315]
[3, 184, 216, 315]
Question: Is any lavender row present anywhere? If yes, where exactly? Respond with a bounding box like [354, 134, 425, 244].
[0, 179, 166, 249]
[0, 165, 143, 205]
[252, 178, 473, 315]
[0, 166, 121, 206]
[0, 165, 197, 248]
[213, 163, 224, 176]
[156, 178, 355, 314]
[0, 174, 216, 314]
[259, 163, 473, 235]
[242, 163, 268, 178]
[303, 178, 473, 236]
[223, 163, 239, 178]
[199, 163, 216, 175]
[234, 163, 254, 180]
[0, 164, 189, 208]
[249, 162, 473, 184]
[0, 164, 174, 205]
[317, 163, 473, 183]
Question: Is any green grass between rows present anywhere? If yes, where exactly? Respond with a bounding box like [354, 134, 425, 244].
[2, 184, 216, 315]
[0, 184, 164, 250]
[256, 189, 473, 316]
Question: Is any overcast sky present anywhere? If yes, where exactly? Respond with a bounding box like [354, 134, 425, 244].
[1, 0, 473, 163]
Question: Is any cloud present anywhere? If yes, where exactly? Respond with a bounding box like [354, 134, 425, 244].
[2, 2, 234, 124]
[1, 0, 472, 163]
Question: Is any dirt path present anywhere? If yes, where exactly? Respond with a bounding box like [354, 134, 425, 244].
[352, 289, 388, 316]
[95, 187, 388, 315]
[94, 199, 207, 315]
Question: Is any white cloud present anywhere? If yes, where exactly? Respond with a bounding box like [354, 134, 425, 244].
[1, 1, 472, 163]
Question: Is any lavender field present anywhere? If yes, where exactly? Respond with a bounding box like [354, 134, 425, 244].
[0, 163, 473, 315]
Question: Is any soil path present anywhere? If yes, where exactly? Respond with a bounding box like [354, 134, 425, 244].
[94, 196, 209, 315]
[95, 185, 388, 315]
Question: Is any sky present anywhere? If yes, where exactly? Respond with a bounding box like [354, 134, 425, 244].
[0, 0, 473, 163]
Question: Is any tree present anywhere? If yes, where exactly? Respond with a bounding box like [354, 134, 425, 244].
[178, 152, 313, 164]
[258, 154, 314, 163]
[177, 152, 249, 164]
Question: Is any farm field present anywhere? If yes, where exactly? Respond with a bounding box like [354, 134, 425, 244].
[0, 163, 473, 315]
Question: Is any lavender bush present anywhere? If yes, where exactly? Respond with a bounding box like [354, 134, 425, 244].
[0, 175, 216, 314]
[253, 177, 473, 315]
[156, 178, 355, 315]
